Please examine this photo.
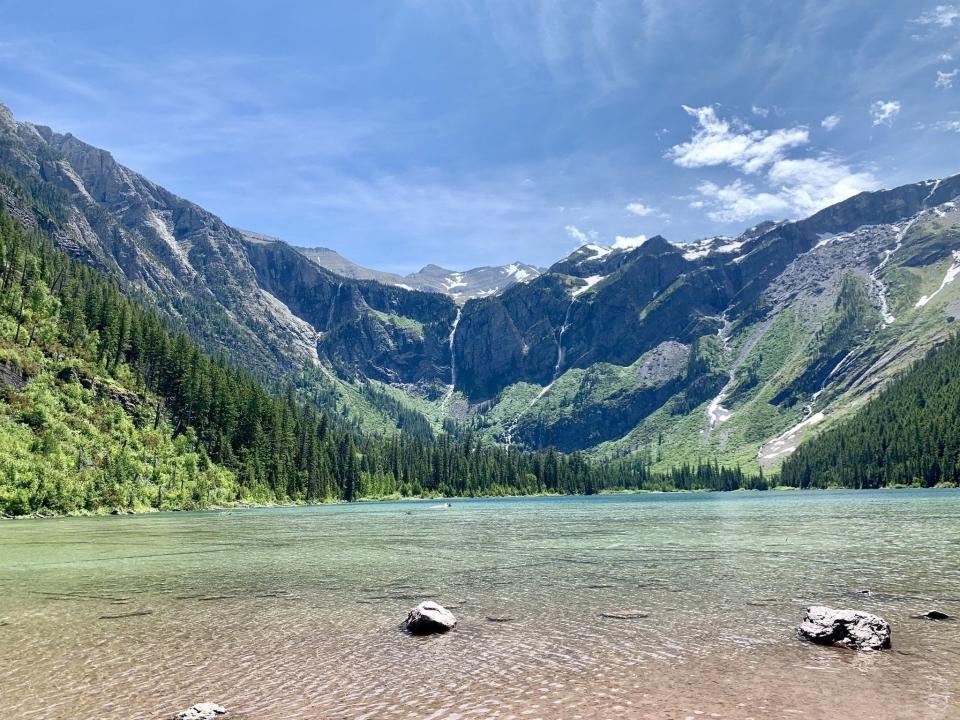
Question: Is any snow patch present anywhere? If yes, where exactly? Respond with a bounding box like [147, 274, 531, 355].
[758, 412, 825, 463]
[572, 274, 605, 297]
[582, 243, 612, 260]
[443, 272, 467, 290]
[503, 264, 534, 282]
[916, 251, 960, 307]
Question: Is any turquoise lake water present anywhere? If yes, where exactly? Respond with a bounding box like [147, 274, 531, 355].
[1, 490, 958, 719]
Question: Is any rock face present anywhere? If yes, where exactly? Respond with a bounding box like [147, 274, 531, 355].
[405, 601, 457, 634]
[6, 102, 960, 463]
[173, 703, 227, 720]
[797, 605, 891, 650]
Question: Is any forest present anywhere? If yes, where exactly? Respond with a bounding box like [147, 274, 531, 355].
[0, 200, 758, 516]
[779, 332, 960, 489]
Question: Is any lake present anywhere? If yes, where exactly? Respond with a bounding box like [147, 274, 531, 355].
[1, 490, 958, 719]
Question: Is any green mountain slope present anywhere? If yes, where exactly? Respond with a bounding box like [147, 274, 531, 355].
[1, 198, 769, 515]
[779, 332, 960, 489]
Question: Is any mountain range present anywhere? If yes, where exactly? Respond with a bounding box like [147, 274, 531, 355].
[275, 236, 541, 303]
[1, 101, 958, 475]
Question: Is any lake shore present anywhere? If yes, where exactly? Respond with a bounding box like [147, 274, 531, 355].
[5, 481, 958, 520]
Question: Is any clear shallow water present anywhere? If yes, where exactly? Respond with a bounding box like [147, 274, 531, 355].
[1, 490, 959, 720]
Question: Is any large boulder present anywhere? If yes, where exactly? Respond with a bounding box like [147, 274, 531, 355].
[797, 605, 891, 650]
[173, 703, 227, 720]
[405, 601, 457, 634]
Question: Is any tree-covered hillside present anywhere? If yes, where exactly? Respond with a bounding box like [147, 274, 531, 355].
[0, 200, 761, 516]
[779, 333, 960, 488]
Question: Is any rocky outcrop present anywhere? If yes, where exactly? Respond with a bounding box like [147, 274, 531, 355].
[405, 601, 457, 634]
[173, 703, 227, 720]
[0, 360, 29, 391]
[797, 606, 891, 650]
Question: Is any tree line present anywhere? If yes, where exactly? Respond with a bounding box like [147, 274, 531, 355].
[0, 199, 762, 514]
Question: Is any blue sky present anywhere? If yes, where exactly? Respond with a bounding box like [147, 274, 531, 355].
[1, 1, 958, 273]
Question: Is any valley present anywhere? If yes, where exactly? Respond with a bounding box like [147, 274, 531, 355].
[1, 101, 960, 504]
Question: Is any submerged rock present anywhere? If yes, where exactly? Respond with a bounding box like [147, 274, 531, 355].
[914, 610, 950, 621]
[797, 605, 891, 650]
[173, 703, 227, 720]
[405, 601, 457, 634]
[601, 610, 650, 619]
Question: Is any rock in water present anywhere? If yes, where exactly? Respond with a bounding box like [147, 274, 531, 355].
[914, 610, 950, 620]
[601, 611, 650, 619]
[405, 601, 457, 634]
[173, 703, 227, 720]
[797, 606, 891, 650]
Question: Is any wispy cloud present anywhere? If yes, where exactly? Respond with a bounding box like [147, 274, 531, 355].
[933, 119, 960, 132]
[821, 114, 841, 131]
[669, 106, 878, 224]
[935, 68, 959, 88]
[915, 5, 960, 27]
[870, 100, 901, 126]
[565, 224, 590, 243]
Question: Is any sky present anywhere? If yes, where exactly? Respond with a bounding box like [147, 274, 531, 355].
[0, 1, 958, 274]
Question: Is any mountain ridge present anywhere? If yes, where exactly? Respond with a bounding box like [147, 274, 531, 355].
[2, 102, 959, 474]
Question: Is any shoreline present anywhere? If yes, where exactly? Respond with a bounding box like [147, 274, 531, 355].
[4, 483, 957, 520]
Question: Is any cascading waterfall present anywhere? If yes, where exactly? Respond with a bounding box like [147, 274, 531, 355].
[504, 298, 577, 444]
[870, 217, 917, 325]
[441, 306, 462, 412]
[553, 299, 576, 381]
[325, 282, 343, 331]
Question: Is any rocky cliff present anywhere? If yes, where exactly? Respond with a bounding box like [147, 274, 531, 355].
[2, 102, 959, 472]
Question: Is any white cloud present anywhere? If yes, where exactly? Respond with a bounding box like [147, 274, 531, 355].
[766, 158, 878, 215]
[671, 106, 879, 224]
[751, 104, 770, 117]
[821, 114, 841, 131]
[870, 100, 901, 126]
[936, 68, 959, 88]
[942, 53, 955, 61]
[612, 234, 647, 250]
[695, 180, 791, 223]
[565, 224, 589, 243]
[625, 200, 656, 216]
[667, 105, 808, 174]
[915, 5, 960, 27]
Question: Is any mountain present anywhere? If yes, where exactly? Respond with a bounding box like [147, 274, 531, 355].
[286, 238, 541, 302]
[0, 201, 673, 516]
[779, 332, 960, 489]
[456, 177, 960, 472]
[0, 103, 461, 435]
[2, 102, 959, 477]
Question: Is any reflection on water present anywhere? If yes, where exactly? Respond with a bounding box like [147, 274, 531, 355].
[1, 490, 958, 719]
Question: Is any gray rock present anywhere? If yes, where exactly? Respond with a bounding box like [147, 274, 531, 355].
[173, 702, 227, 720]
[601, 611, 650, 619]
[797, 605, 891, 650]
[914, 610, 950, 620]
[405, 601, 456, 634]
